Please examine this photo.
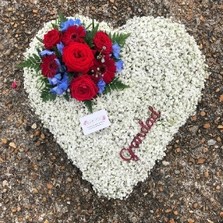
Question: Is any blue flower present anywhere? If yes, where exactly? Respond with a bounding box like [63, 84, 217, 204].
[49, 73, 69, 95]
[115, 60, 124, 73]
[56, 42, 64, 54]
[97, 79, 106, 94]
[112, 43, 121, 59]
[39, 50, 54, 57]
[48, 73, 62, 85]
[60, 18, 82, 32]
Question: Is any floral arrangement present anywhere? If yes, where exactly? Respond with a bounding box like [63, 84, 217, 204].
[22, 15, 208, 199]
[19, 15, 129, 112]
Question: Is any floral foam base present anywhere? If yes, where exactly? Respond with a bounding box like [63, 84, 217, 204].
[23, 15, 208, 199]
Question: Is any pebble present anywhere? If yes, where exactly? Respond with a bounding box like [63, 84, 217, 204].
[3, 180, 9, 187]
[200, 111, 206, 116]
[203, 123, 211, 129]
[47, 183, 53, 190]
[9, 142, 16, 149]
[189, 126, 199, 134]
[31, 123, 37, 129]
[197, 158, 206, 164]
[219, 95, 223, 102]
[207, 139, 216, 146]
[162, 161, 170, 166]
[220, 211, 223, 217]
[174, 170, 180, 175]
[1, 138, 8, 144]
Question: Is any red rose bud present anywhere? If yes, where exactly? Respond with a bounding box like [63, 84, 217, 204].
[69, 75, 98, 101]
[11, 80, 17, 89]
[43, 29, 61, 49]
[62, 42, 94, 73]
[61, 25, 86, 45]
[93, 31, 112, 55]
[40, 55, 59, 78]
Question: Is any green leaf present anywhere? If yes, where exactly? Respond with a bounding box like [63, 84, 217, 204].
[85, 20, 99, 47]
[83, 100, 93, 113]
[109, 32, 130, 47]
[17, 53, 41, 72]
[41, 88, 56, 102]
[63, 92, 70, 101]
[58, 13, 67, 24]
[103, 78, 129, 94]
[36, 36, 43, 43]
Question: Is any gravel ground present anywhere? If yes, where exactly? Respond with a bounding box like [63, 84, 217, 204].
[0, 0, 223, 222]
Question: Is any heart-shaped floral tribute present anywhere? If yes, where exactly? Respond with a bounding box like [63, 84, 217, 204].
[21, 15, 208, 199]
[19, 15, 129, 112]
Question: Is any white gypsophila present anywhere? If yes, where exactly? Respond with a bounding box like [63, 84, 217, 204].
[23, 15, 208, 199]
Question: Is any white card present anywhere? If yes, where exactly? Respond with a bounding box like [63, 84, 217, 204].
[80, 109, 111, 135]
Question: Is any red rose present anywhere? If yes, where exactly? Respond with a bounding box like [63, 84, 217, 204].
[62, 42, 94, 73]
[93, 31, 112, 54]
[90, 56, 116, 84]
[61, 25, 86, 45]
[43, 29, 61, 49]
[40, 55, 59, 78]
[70, 75, 98, 101]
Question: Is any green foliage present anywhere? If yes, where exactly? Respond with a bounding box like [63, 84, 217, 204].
[41, 88, 56, 102]
[109, 32, 130, 47]
[17, 53, 41, 73]
[58, 13, 67, 25]
[85, 20, 99, 47]
[104, 78, 129, 94]
[63, 92, 70, 101]
[36, 36, 43, 43]
[83, 100, 93, 113]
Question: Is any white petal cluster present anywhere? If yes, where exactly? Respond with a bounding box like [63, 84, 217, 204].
[23, 15, 208, 199]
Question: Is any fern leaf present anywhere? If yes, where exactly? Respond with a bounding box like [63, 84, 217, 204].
[17, 53, 41, 72]
[104, 78, 129, 94]
[109, 33, 130, 47]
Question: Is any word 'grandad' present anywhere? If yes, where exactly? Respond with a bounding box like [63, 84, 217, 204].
[120, 106, 161, 161]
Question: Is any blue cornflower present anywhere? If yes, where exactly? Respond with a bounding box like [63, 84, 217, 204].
[97, 79, 106, 94]
[115, 60, 124, 73]
[60, 18, 82, 32]
[48, 73, 62, 85]
[112, 43, 121, 59]
[56, 42, 64, 54]
[39, 50, 54, 57]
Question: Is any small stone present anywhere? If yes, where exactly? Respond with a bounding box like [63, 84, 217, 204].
[192, 202, 198, 209]
[109, 0, 115, 3]
[32, 9, 38, 13]
[176, 147, 181, 153]
[216, 185, 221, 190]
[173, 210, 178, 215]
[197, 158, 206, 164]
[200, 111, 206, 116]
[11, 207, 17, 213]
[1, 138, 8, 144]
[3, 180, 8, 187]
[174, 170, 180, 175]
[17, 206, 21, 212]
[217, 125, 223, 129]
[191, 115, 197, 121]
[9, 142, 16, 149]
[47, 183, 53, 190]
[220, 211, 223, 217]
[162, 161, 170, 166]
[67, 177, 72, 183]
[31, 123, 37, 129]
[44, 220, 49, 223]
[217, 137, 221, 142]
[40, 133, 45, 139]
[219, 95, 223, 102]
[188, 219, 195, 223]
[207, 139, 216, 146]
[189, 126, 199, 134]
[165, 208, 172, 213]
[169, 219, 175, 223]
[204, 170, 209, 178]
[203, 123, 210, 129]
[32, 188, 38, 194]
